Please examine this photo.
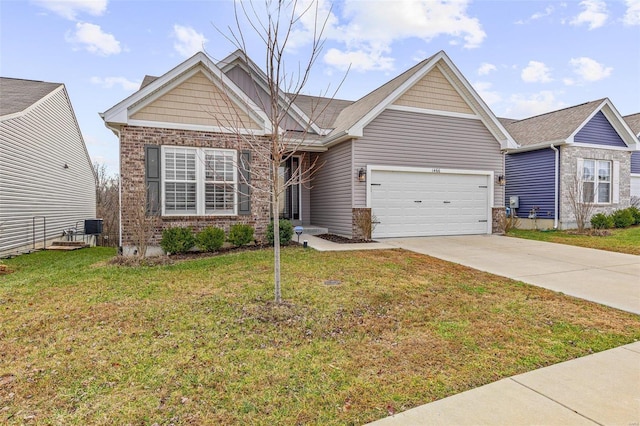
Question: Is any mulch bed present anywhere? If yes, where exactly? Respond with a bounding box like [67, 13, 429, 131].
[315, 234, 376, 244]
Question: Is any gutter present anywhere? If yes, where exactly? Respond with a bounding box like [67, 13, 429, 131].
[503, 139, 567, 154]
[550, 144, 559, 229]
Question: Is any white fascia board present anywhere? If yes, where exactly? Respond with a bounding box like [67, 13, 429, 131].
[129, 119, 267, 136]
[571, 142, 637, 152]
[435, 57, 518, 150]
[504, 140, 567, 153]
[102, 51, 210, 123]
[102, 51, 272, 133]
[386, 104, 481, 120]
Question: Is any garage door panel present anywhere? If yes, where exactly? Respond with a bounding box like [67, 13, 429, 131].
[371, 169, 489, 238]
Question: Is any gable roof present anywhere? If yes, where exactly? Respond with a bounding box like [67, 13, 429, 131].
[0, 77, 62, 118]
[502, 98, 638, 150]
[292, 94, 353, 129]
[140, 75, 158, 90]
[323, 51, 516, 149]
[218, 50, 327, 136]
[101, 51, 273, 135]
[624, 113, 640, 137]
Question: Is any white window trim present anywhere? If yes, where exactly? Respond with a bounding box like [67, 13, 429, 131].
[161, 146, 238, 216]
[578, 158, 616, 205]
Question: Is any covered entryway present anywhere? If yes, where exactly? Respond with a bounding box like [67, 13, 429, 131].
[369, 167, 492, 238]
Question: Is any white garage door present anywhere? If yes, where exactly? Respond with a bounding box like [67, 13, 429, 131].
[370, 169, 490, 238]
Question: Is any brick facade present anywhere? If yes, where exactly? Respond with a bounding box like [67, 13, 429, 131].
[558, 146, 631, 229]
[120, 126, 272, 255]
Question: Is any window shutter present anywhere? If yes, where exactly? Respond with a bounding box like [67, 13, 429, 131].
[612, 160, 620, 204]
[238, 151, 251, 215]
[145, 145, 161, 215]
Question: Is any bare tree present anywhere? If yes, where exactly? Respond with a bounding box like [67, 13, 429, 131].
[213, 0, 342, 303]
[93, 162, 120, 247]
[566, 174, 596, 233]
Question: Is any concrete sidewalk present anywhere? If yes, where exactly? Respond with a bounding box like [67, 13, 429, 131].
[369, 341, 640, 425]
[304, 234, 640, 425]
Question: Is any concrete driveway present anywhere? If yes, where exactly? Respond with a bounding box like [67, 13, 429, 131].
[383, 235, 640, 315]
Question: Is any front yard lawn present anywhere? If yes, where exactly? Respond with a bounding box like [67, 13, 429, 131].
[2, 247, 639, 425]
[508, 226, 640, 255]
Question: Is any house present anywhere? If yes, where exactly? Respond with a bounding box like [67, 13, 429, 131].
[502, 99, 638, 230]
[0, 78, 97, 257]
[623, 113, 640, 198]
[101, 50, 515, 255]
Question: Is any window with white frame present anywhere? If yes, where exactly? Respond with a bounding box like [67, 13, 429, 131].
[163, 147, 237, 215]
[581, 159, 611, 204]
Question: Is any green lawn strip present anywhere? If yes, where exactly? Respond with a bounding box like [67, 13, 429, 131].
[508, 226, 640, 255]
[1, 247, 639, 424]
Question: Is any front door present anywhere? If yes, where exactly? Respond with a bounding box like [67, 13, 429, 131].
[278, 157, 300, 221]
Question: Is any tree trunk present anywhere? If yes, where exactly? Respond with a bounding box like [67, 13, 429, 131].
[272, 161, 282, 304]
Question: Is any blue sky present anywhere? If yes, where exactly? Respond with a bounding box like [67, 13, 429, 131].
[2, 0, 639, 174]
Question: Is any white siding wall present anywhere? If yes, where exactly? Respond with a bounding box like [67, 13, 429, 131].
[0, 87, 96, 256]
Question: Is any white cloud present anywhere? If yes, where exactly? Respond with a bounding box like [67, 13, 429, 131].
[570, 0, 608, 29]
[324, 47, 394, 72]
[90, 76, 140, 91]
[521, 61, 553, 83]
[289, 0, 486, 72]
[65, 22, 121, 56]
[531, 5, 555, 20]
[172, 25, 207, 57]
[478, 63, 497, 75]
[473, 81, 502, 107]
[506, 91, 566, 118]
[623, 0, 640, 25]
[568, 57, 612, 82]
[32, 0, 107, 20]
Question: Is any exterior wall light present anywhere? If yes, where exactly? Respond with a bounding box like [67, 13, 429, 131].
[497, 174, 506, 186]
[358, 168, 366, 182]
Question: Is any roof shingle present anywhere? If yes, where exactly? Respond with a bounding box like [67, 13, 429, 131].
[0, 77, 62, 117]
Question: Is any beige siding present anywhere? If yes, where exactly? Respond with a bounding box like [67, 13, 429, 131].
[0, 88, 96, 256]
[310, 141, 353, 237]
[354, 109, 504, 206]
[393, 66, 474, 114]
[131, 71, 261, 130]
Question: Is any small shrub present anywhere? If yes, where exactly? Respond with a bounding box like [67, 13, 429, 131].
[160, 227, 195, 254]
[627, 206, 640, 225]
[196, 227, 225, 252]
[228, 224, 254, 247]
[611, 208, 635, 229]
[590, 213, 614, 230]
[266, 220, 294, 246]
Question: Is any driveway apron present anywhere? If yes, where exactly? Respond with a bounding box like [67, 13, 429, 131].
[382, 235, 640, 315]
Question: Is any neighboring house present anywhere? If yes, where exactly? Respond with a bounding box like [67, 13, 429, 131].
[0, 77, 97, 257]
[623, 113, 640, 198]
[502, 99, 638, 230]
[101, 50, 516, 255]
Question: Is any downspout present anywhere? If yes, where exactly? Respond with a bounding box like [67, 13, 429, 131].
[105, 123, 123, 251]
[550, 144, 559, 229]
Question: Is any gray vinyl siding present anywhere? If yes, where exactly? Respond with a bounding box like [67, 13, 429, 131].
[225, 66, 304, 132]
[301, 184, 311, 225]
[353, 109, 504, 206]
[505, 148, 557, 219]
[0, 87, 96, 256]
[310, 141, 353, 237]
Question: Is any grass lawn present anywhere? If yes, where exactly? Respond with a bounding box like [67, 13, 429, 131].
[508, 225, 640, 255]
[2, 247, 639, 425]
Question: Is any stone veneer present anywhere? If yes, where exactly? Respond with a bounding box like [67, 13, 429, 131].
[120, 125, 271, 255]
[492, 207, 506, 234]
[559, 145, 631, 229]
